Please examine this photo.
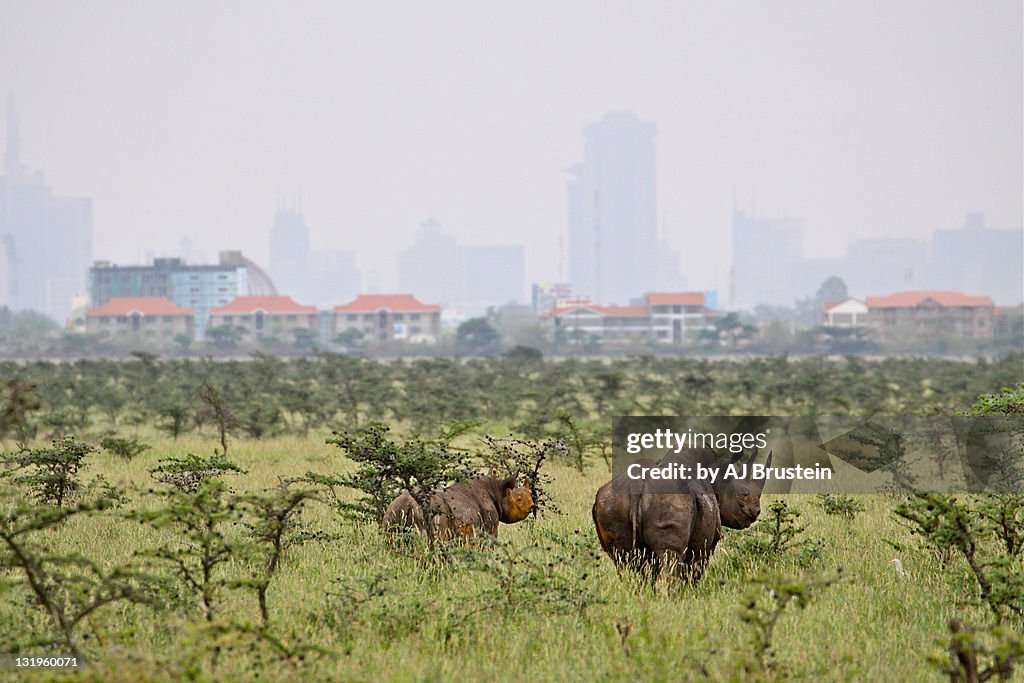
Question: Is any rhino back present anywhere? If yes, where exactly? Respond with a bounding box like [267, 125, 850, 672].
[433, 480, 501, 536]
[383, 490, 424, 530]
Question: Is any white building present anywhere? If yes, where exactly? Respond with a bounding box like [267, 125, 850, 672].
[646, 292, 712, 342]
[823, 298, 869, 327]
[541, 292, 715, 345]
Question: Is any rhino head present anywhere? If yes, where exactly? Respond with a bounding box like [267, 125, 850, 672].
[496, 472, 534, 523]
[714, 451, 771, 529]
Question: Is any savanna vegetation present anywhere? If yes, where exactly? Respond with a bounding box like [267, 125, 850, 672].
[0, 353, 1021, 681]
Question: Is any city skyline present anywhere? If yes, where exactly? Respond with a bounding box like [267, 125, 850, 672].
[3, 93, 1024, 327]
[5, 91, 1020, 319]
[1, 2, 1019, 297]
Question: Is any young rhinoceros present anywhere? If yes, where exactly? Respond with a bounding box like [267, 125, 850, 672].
[592, 447, 769, 582]
[383, 471, 534, 541]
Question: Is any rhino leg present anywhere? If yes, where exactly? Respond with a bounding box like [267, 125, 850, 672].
[641, 495, 707, 583]
[651, 497, 716, 581]
[648, 538, 702, 583]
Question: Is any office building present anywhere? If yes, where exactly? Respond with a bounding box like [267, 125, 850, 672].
[398, 217, 525, 314]
[927, 213, 1023, 305]
[567, 112, 658, 304]
[1, 96, 92, 323]
[731, 209, 803, 308]
[89, 251, 274, 339]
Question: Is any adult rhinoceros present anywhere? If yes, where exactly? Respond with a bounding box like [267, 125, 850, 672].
[384, 471, 534, 542]
[592, 447, 770, 582]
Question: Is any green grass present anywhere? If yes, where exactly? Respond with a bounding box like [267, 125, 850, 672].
[0, 432, 1008, 682]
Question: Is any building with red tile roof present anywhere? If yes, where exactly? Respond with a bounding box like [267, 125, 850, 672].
[865, 290, 994, 340]
[541, 301, 649, 345]
[539, 303, 648, 319]
[333, 294, 441, 314]
[89, 251, 276, 340]
[209, 296, 317, 315]
[994, 305, 1024, 338]
[332, 294, 442, 343]
[85, 297, 194, 340]
[646, 292, 705, 307]
[645, 292, 708, 342]
[207, 296, 319, 340]
[865, 291, 993, 309]
[540, 292, 714, 345]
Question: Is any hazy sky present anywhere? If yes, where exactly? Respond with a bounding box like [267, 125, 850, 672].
[1, 1, 1021, 294]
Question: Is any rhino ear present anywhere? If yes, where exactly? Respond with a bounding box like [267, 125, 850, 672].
[522, 477, 532, 491]
[500, 473, 517, 491]
[489, 467, 498, 479]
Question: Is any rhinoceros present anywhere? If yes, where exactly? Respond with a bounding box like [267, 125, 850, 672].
[592, 447, 770, 581]
[383, 471, 534, 541]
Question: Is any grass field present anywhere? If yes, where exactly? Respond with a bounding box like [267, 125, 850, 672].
[1, 428, 1011, 682]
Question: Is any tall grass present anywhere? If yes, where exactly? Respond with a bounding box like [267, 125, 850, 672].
[0, 431, 1000, 682]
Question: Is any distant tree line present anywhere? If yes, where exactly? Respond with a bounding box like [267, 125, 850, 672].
[0, 352, 1020, 448]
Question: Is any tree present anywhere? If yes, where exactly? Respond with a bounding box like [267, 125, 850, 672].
[173, 333, 193, 356]
[292, 328, 319, 352]
[0, 307, 61, 354]
[456, 317, 501, 356]
[701, 312, 756, 349]
[333, 328, 364, 349]
[788, 276, 852, 330]
[503, 345, 543, 365]
[816, 276, 848, 304]
[205, 325, 247, 351]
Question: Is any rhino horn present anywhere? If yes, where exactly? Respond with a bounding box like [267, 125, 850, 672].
[754, 451, 773, 489]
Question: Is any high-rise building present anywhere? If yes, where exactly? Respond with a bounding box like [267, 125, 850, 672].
[269, 205, 310, 300]
[567, 112, 657, 304]
[844, 238, 925, 296]
[653, 238, 685, 292]
[730, 209, 803, 309]
[308, 248, 360, 309]
[398, 217, 458, 305]
[398, 217, 524, 315]
[927, 213, 1023, 305]
[269, 206, 361, 307]
[456, 245, 524, 315]
[0, 96, 92, 323]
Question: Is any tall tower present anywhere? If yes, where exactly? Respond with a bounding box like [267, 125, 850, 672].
[730, 208, 802, 309]
[398, 217, 457, 304]
[1, 96, 92, 320]
[269, 203, 311, 301]
[4, 95, 20, 177]
[567, 112, 657, 304]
